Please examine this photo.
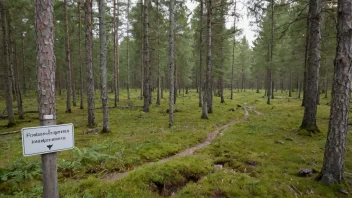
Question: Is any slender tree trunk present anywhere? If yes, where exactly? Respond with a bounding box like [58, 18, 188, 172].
[85, 0, 96, 127]
[298, 80, 302, 98]
[21, 35, 26, 95]
[156, 0, 161, 106]
[0, 0, 15, 126]
[300, 0, 322, 134]
[8, 23, 16, 102]
[256, 77, 259, 93]
[231, 0, 236, 100]
[143, 0, 151, 112]
[302, 4, 311, 107]
[140, 0, 144, 100]
[161, 76, 164, 98]
[201, 0, 212, 119]
[289, 74, 292, 97]
[199, 0, 203, 107]
[113, 0, 119, 107]
[127, 0, 131, 100]
[14, 43, 24, 119]
[99, 0, 110, 133]
[169, 0, 175, 126]
[65, 0, 72, 113]
[271, 80, 274, 99]
[317, 0, 352, 184]
[219, 0, 225, 104]
[78, 0, 84, 109]
[267, 70, 271, 104]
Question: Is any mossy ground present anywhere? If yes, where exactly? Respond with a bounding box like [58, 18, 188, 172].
[0, 89, 351, 197]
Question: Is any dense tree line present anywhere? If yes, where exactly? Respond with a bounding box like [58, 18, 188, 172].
[1, 0, 351, 185]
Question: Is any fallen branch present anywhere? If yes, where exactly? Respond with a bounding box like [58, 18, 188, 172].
[0, 130, 21, 136]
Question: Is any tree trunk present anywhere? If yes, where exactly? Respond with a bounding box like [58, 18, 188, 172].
[21, 35, 26, 95]
[113, 0, 119, 107]
[143, 0, 151, 112]
[85, 0, 96, 127]
[300, 0, 322, 134]
[219, 0, 225, 104]
[99, 0, 110, 133]
[0, 0, 15, 126]
[271, 80, 274, 99]
[35, 1, 58, 197]
[156, 0, 161, 106]
[78, 0, 84, 109]
[289, 74, 292, 97]
[127, 0, 131, 100]
[140, 0, 144, 100]
[161, 76, 164, 98]
[316, 0, 352, 184]
[199, 0, 203, 107]
[201, 0, 212, 119]
[65, 0, 72, 113]
[8, 22, 16, 102]
[256, 77, 259, 93]
[169, 0, 175, 126]
[266, 70, 271, 104]
[231, 0, 236, 100]
[298, 80, 302, 98]
[14, 43, 24, 119]
[302, 4, 311, 107]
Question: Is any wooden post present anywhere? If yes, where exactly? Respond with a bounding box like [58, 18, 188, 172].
[41, 118, 58, 198]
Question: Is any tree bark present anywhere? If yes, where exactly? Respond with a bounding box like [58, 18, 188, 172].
[127, 0, 131, 100]
[85, 0, 96, 127]
[156, 0, 161, 106]
[302, 3, 311, 107]
[231, 1, 236, 100]
[140, 0, 144, 100]
[289, 74, 292, 97]
[300, 0, 322, 134]
[98, 0, 110, 133]
[35, 0, 58, 196]
[14, 43, 24, 119]
[143, 0, 151, 112]
[201, 0, 212, 119]
[65, 0, 72, 113]
[169, 0, 175, 125]
[21, 35, 26, 95]
[199, 0, 203, 107]
[113, 0, 119, 107]
[78, 0, 84, 109]
[0, 0, 15, 126]
[316, 0, 352, 184]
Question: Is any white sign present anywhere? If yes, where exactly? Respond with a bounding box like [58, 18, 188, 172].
[22, 124, 74, 156]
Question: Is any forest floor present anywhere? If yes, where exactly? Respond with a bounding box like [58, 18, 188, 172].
[0, 89, 351, 197]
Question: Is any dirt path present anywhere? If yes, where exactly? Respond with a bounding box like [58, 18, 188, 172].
[102, 106, 259, 182]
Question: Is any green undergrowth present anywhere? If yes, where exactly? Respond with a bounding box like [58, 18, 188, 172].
[1, 90, 351, 197]
[0, 89, 243, 195]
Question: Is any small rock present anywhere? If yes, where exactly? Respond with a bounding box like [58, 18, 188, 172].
[339, 189, 349, 195]
[228, 108, 237, 111]
[298, 168, 317, 177]
[275, 140, 284, 144]
[214, 164, 223, 169]
[306, 189, 314, 195]
[285, 137, 295, 142]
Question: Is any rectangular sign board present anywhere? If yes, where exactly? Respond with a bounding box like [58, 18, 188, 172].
[22, 124, 74, 156]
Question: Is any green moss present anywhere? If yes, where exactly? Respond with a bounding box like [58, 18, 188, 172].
[0, 90, 351, 197]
